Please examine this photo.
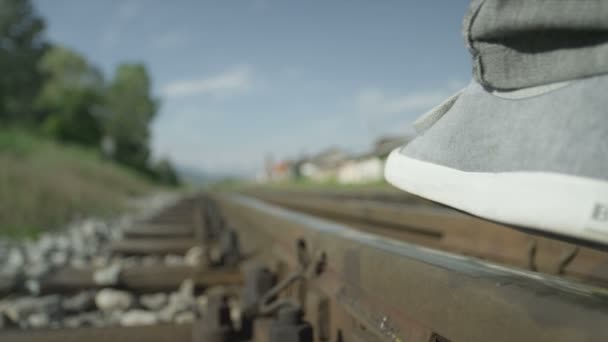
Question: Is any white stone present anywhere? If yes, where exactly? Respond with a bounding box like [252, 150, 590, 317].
[106, 310, 124, 325]
[24, 279, 40, 295]
[50, 250, 68, 266]
[157, 286, 193, 322]
[0, 297, 36, 322]
[174, 311, 194, 324]
[70, 257, 87, 269]
[164, 254, 184, 266]
[195, 295, 208, 314]
[54, 236, 70, 251]
[229, 297, 241, 324]
[184, 246, 206, 267]
[81, 220, 99, 238]
[91, 255, 109, 268]
[37, 235, 54, 254]
[178, 279, 194, 300]
[24, 262, 49, 279]
[27, 312, 50, 328]
[93, 264, 121, 286]
[63, 291, 95, 313]
[6, 248, 25, 270]
[139, 293, 168, 311]
[25, 245, 44, 264]
[2, 296, 59, 323]
[95, 289, 133, 312]
[167, 292, 189, 313]
[157, 306, 173, 322]
[120, 310, 158, 326]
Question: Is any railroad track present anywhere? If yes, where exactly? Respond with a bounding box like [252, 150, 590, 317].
[0, 194, 241, 342]
[217, 192, 608, 342]
[2, 190, 608, 341]
[245, 190, 608, 287]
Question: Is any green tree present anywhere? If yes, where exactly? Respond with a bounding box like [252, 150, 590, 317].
[103, 63, 158, 172]
[0, 0, 46, 122]
[36, 46, 104, 146]
[152, 158, 179, 186]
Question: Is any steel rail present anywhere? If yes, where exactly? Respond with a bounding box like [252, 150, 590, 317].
[217, 193, 608, 342]
[250, 191, 608, 287]
[242, 188, 433, 205]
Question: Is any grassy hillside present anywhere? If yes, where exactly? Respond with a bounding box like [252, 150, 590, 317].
[0, 129, 155, 239]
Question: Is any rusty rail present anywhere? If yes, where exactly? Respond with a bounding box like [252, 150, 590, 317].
[249, 190, 608, 287]
[216, 193, 608, 342]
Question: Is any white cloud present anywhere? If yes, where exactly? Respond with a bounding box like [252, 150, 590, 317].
[162, 65, 253, 98]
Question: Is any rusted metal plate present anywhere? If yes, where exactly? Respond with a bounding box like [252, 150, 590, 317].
[41, 266, 242, 293]
[217, 193, 608, 342]
[252, 192, 608, 286]
[110, 238, 197, 255]
[0, 323, 192, 342]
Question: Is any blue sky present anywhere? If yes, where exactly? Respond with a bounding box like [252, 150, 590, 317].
[34, 0, 471, 176]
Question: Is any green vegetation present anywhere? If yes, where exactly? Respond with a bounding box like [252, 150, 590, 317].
[103, 63, 160, 176]
[0, 129, 154, 239]
[0, 0, 46, 123]
[0, 0, 182, 237]
[0, 0, 179, 186]
[36, 46, 105, 147]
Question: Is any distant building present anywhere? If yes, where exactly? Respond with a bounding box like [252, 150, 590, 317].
[269, 160, 294, 182]
[337, 136, 410, 184]
[338, 156, 383, 184]
[260, 136, 410, 185]
[300, 148, 349, 182]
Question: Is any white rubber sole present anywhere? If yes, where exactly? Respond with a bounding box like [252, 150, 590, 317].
[385, 149, 608, 245]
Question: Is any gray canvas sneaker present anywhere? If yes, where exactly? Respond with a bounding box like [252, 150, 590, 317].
[385, 74, 608, 245]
